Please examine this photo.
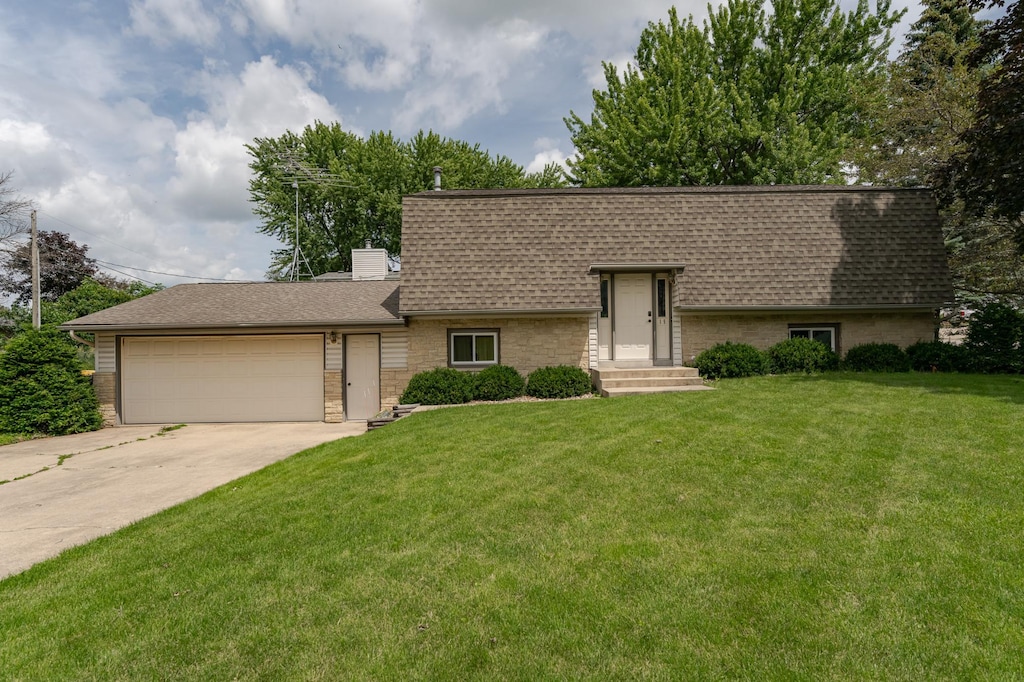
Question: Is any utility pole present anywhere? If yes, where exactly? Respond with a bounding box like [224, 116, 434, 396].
[30, 209, 40, 329]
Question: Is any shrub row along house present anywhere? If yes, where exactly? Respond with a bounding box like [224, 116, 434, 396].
[62, 185, 953, 425]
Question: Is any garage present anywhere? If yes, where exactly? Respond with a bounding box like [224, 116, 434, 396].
[120, 335, 325, 424]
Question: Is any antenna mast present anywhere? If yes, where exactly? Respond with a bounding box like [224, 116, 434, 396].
[276, 148, 353, 282]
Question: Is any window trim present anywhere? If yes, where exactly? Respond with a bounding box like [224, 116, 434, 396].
[447, 329, 500, 368]
[788, 324, 840, 353]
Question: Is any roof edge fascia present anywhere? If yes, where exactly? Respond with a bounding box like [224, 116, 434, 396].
[675, 304, 943, 314]
[401, 307, 598, 319]
[59, 319, 407, 332]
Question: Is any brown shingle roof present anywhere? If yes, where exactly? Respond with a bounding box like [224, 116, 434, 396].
[61, 280, 401, 330]
[399, 186, 953, 313]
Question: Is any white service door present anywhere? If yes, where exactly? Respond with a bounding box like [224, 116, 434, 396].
[121, 335, 325, 424]
[345, 334, 380, 420]
[614, 274, 653, 360]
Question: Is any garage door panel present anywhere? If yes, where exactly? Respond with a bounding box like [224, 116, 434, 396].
[121, 335, 324, 424]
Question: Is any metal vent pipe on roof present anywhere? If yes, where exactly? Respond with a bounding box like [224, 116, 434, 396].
[433, 166, 442, 191]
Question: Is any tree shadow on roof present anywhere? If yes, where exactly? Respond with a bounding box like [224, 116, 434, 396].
[829, 192, 953, 306]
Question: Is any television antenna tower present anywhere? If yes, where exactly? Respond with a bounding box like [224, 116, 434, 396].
[276, 148, 354, 282]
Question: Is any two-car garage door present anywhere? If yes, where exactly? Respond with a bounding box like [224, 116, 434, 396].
[121, 335, 324, 424]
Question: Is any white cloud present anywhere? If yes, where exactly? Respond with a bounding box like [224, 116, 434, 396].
[128, 0, 221, 47]
[525, 137, 569, 174]
[169, 56, 341, 222]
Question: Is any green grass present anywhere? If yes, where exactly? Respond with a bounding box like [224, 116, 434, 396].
[0, 433, 31, 447]
[2, 373, 1024, 680]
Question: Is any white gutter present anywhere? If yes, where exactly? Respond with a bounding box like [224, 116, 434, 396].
[68, 330, 95, 348]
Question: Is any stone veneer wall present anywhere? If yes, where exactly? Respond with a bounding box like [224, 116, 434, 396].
[679, 311, 938, 363]
[324, 370, 343, 423]
[377, 317, 591, 406]
[92, 372, 117, 426]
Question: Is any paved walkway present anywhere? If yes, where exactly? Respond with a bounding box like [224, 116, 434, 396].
[0, 422, 365, 579]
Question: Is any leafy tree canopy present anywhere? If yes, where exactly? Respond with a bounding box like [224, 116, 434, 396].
[0, 230, 98, 304]
[565, 0, 901, 187]
[248, 124, 565, 279]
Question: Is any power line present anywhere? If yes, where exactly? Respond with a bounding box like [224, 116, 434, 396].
[91, 259, 249, 282]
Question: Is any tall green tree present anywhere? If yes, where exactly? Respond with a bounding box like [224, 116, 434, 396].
[854, 0, 984, 186]
[937, 0, 1024, 230]
[248, 123, 565, 279]
[565, 0, 901, 187]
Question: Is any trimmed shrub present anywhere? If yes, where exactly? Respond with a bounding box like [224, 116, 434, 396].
[0, 327, 102, 435]
[525, 365, 592, 399]
[963, 302, 1024, 373]
[400, 367, 475, 405]
[694, 341, 766, 379]
[843, 343, 911, 372]
[767, 337, 840, 374]
[473, 364, 525, 401]
[905, 340, 972, 373]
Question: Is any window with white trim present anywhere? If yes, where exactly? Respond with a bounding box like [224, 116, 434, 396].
[788, 325, 838, 352]
[448, 330, 499, 367]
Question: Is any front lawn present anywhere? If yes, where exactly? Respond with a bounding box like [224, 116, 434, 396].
[2, 373, 1023, 679]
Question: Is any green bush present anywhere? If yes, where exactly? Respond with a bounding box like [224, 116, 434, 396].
[400, 367, 475, 405]
[694, 342, 766, 379]
[905, 340, 972, 372]
[843, 343, 911, 372]
[964, 302, 1024, 373]
[0, 327, 102, 435]
[767, 337, 840, 374]
[525, 365, 592, 399]
[473, 364, 525, 401]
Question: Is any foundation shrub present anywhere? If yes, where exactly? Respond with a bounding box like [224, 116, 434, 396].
[905, 341, 972, 372]
[843, 343, 911, 372]
[400, 368, 475, 405]
[473, 365, 525, 401]
[694, 342, 767, 379]
[525, 365, 592, 399]
[767, 337, 840, 374]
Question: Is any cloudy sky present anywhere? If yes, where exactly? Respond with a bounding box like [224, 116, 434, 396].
[1, 0, 926, 287]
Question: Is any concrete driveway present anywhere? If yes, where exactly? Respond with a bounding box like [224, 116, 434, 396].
[0, 422, 365, 580]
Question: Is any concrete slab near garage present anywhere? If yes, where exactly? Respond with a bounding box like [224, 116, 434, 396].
[0, 422, 366, 580]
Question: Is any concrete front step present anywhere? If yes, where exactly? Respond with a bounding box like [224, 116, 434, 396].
[591, 366, 709, 397]
[599, 377, 706, 389]
[600, 384, 714, 397]
[593, 367, 699, 379]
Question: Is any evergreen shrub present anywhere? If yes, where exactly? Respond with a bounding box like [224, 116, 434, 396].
[473, 365, 525, 401]
[767, 337, 840, 374]
[694, 341, 766, 379]
[0, 327, 102, 435]
[400, 367, 475, 405]
[843, 343, 911, 372]
[525, 365, 592, 399]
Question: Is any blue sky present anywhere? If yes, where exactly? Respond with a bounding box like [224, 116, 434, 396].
[0, 0, 927, 287]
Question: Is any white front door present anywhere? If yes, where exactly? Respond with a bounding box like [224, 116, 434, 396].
[614, 273, 652, 360]
[345, 334, 380, 420]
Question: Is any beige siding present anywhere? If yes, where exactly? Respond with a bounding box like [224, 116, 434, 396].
[588, 314, 599, 370]
[325, 336, 343, 371]
[381, 331, 408, 369]
[672, 313, 683, 367]
[95, 334, 116, 373]
[679, 311, 938, 362]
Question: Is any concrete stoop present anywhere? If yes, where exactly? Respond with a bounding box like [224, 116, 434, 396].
[592, 366, 712, 397]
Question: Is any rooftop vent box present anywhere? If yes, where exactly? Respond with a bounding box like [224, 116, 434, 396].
[352, 248, 388, 281]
